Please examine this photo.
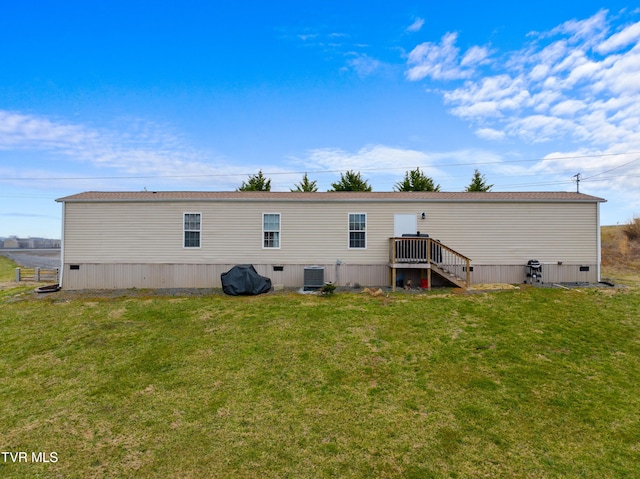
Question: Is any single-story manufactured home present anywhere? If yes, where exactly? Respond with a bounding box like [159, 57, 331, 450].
[55, 191, 606, 290]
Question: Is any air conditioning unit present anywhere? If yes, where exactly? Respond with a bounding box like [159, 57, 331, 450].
[303, 266, 325, 291]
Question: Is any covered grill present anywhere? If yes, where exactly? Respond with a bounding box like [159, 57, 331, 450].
[526, 259, 543, 285]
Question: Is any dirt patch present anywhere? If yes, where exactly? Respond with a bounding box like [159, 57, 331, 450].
[469, 283, 520, 291]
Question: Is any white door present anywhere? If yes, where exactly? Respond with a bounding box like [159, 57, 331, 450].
[394, 214, 417, 238]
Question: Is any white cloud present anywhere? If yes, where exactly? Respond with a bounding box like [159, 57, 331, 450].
[529, 63, 550, 81]
[449, 101, 502, 119]
[406, 32, 470, 81]
[564, 58, 601, 87]
[289, 145, 509, 191]
[593, 43, 640, 94]
[475, 128, 505, 141]
[344, 53, 382, 77]
[507, 115, 577, 143]
[597, 20, 640, 53]
[0, 110, 254, 190]
[460, 45, 491, 67]
[534, 150, 640, 185]
[301, 144, 434, 172]
[550, 99, 587, 116]
[284, 145, 440, 191]
[297, 33, 319, 42]
[545, 9, 609, 47]
[0, 111, 93, 150]
[406, 18, 424, 33]
[444, 74, 531, 118]
[409, 9, 640, 165]
[405, 32, 492, 81]
[527, 40, 570, 69]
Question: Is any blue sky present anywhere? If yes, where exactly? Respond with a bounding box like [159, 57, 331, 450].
[2, 1, 640, 238]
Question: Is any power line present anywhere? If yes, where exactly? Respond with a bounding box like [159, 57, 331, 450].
[582, 156, 640, 180]
[0, 194, 56, 199]
[2, 172, 639, 198]
[583, 173, 640, 182]
[496, 172, 640, 190]
[573, 173, 581, 193]
[2, 151, 639, 182]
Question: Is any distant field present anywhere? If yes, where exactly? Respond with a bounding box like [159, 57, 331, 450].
[0, 248, 61, 270]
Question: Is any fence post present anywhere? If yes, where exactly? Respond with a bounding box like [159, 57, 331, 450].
[35, 267, 40, 282]
[15, 267, 21, 282]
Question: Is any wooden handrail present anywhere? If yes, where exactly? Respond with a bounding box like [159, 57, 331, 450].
[389, 237, 471, 288]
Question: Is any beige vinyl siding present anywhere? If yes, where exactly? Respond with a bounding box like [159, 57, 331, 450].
[61, 261, 597, 290]
[61, 263, 391, 290]
[61, 196, 600, 289]
[63, 200, 396, 265]
[421, 202, 598, 265]
[63, 199, 597, 266]
[468, 264, 598, 284]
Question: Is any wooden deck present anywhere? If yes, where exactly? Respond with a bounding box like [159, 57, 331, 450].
[389, 237, 471, 290]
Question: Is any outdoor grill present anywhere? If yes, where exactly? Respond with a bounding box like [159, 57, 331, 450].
[526, 259, 543, 285]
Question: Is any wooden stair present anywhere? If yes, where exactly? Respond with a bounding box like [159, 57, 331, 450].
[429, 263, 468, 289]
[389, 237, 471, 290]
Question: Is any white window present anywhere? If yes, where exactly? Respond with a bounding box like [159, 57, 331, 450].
[263, 213, 280, 248]
[184, 213, 201, 248]
[348, 213, 366, 249]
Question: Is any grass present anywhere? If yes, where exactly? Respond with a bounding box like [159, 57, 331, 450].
[1, 286, 639, 478]
[622, 216, 640, 241]
[0, 254, 18, 281]
[601, 224, 640, 287]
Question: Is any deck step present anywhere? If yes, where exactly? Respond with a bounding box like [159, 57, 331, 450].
[389, 237, 470, 289]
[430, 264, 467, 289]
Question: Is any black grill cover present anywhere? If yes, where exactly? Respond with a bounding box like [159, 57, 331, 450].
[221, 265, 272, 296]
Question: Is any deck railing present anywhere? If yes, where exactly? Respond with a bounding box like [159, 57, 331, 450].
[389, 237, 471, 288]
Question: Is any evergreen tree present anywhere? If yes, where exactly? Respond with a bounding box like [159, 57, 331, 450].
[394, 167, 441, 192]
[237, 170, 271, 191]
[465, 169, 493, 192]
[291, 173, 318, 192]
[328, 170, 372, 192]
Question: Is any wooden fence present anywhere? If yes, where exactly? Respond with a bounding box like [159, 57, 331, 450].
[15, 267, 59, 283]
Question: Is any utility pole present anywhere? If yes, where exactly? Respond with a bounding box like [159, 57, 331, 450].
[572, 173, 581, 193]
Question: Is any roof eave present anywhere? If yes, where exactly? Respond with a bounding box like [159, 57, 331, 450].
[56, 194, 607, 204]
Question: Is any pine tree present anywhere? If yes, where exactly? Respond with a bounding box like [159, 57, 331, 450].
[291, 173, 318, 192]
[328, 170, 372, 192]
[465, 169, 493, 192]
[394, 167, 440, 192]
[237, 170, 271, 191]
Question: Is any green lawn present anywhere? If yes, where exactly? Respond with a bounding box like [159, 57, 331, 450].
[0, 254, 17, 281]
[1, 286, 639, 478]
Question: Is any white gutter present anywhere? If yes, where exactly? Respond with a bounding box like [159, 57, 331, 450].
[59, 201, 65, 288]
[596, 201, 601, 282]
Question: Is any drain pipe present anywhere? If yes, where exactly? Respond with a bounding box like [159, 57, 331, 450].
[59, 201, 65, 289]
[335, 259, 341, 286]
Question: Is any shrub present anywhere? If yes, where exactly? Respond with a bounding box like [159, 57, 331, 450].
[622, 216, 640, 241]
[320, 282, 336, 295]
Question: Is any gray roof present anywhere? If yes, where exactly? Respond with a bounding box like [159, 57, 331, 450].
[57, 191, 606, 203]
